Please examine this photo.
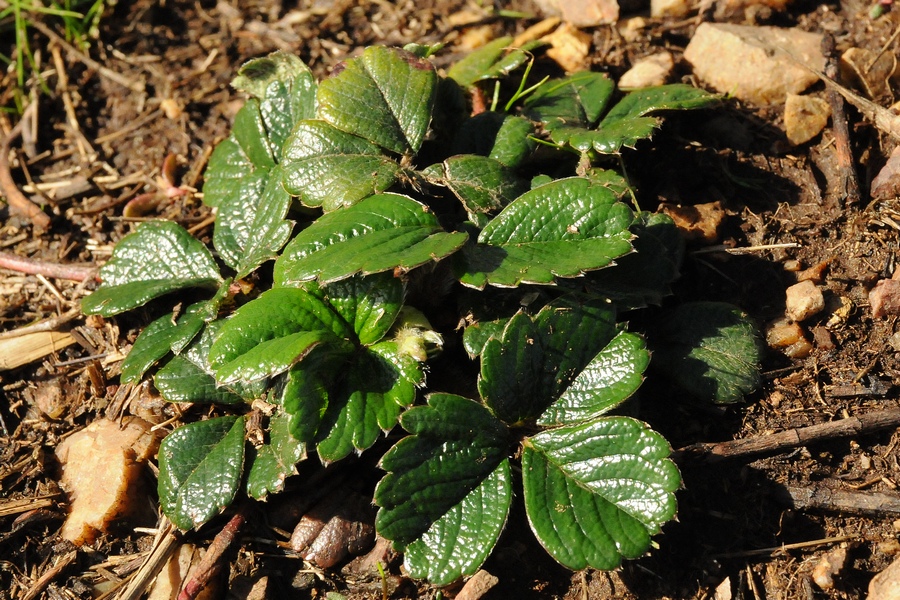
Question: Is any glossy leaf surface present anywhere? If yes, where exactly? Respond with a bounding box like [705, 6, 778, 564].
[317, 46, 437, 154]
[281, 120, 400, 211]
[523, 416, 679, 570]
[246, 409, 306, 500]
[457, 177, 634, 288]
[81, 221, 222, 316]
[403, 460, 512, 585]
[274, 193, 468, 285]
[158, 416, 245, 530]
[375, 394, 509, 547]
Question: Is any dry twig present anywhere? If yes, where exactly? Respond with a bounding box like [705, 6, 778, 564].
[0, 250, 97, 282]
[178, 506, 250, 600]
[1, 105, 52, 230]
[674, 408, 900, 462]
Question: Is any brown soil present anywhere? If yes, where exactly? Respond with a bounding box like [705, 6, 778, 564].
[2, 1, 900, 599]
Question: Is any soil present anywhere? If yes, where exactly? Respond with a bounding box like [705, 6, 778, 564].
[2, 0, 900, 599]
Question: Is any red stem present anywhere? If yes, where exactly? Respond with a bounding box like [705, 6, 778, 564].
[0, 250, 97, 282]
[177, 507, 249, 600]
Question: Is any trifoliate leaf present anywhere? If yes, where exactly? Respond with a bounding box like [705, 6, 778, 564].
[81, 221, 222, 316]
[650, 302, 763, 404]
[281, 120, 401, 211]
[317, 46, 437, 154]
[538, 331, 649, 426]
[155, 320, 265, 405]
[456, 177, 634, 288]
[274, 193, 468, 285]
[246, 409, 306, 500]
[549, 84, 720, 155]
[426, 155, 528, 214]
[158, 416, 245, 530]
[375, 394, 510, 549]
[478, 297, 617, 425]
[208, 288, 355, 372]
[522, 417, 679, 570]
[316, 341, 423, 463]
[403, 460, 512, 586]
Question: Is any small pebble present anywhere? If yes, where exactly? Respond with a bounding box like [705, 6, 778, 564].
[870, 279, 900, 318]
[785, 280, 824, 322]
[812, 546, 848, 590]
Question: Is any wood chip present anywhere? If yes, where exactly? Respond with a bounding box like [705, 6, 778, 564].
[0, 330, 76, 370]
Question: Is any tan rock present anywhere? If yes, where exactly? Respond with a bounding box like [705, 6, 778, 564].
[651, 0, 691, 18]
[784, 94, 831, 145]
[785, 280, 824, 322]
[684, 23, 824, 105]
[542, 23, 592, 73]
[619, 52, 675, 89]
[812, 546, 848, 590]
[766, 318, 812, 358]
[870, 279, 900, 318]
[533, 0, 619, 27]
[869, 555, 900, 600]
[56, 417, 162, 545]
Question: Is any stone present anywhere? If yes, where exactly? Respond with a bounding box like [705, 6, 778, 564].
[784, 94, 831, 145]
[812, 546, 848, 590]
[785, 280, 824, 321]
[533, 0, 619, 27]
[684, 23, 824, 105]
[619, 52, 675, 89]
[766, 318, 813, 358]
[869, 555, 900, 600]
[870, 279, 900, 318]
[543, 23, 592, 73]
[651, 0, 690, 18]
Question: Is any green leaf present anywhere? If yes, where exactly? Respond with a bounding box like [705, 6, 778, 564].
[314, 273, 405, 345]
[456, 177, 634, 288]
[274, 193, 468, 285]
[522, 417, 679, 570]
[650, 302, 763, 404]
[461, 318, 508, 358]
[479, 297, 618, 425]
[232, 52, 318, 152]
[446, 37, 544, 88]
[208, 288, 355, 371]
[121, 301, 209, 384]
[317, 46, 437, 154]
[214, 164, 294, 277]
[155, 321, 265, 405]
[281, 345, 351, 444]
[81, 221, 222, 316]
[158, 416, 245, 530]
[584, 211, 683, 309]
[246, 409, 306, 500]
[281, 120, 401, 211]
[549, 84, 720, 154]
[375, 394, 510, 548]
[524, 71, 615, 130]
[204, 54, 315, 273]
[403, 460, 512, 586]
[316, 341, 423, 463]
[539, 331, 649, 426]
[426, 155, 528, 214]
[215, 329, 344, 384]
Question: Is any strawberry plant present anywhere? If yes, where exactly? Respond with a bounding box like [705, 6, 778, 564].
[81, 43, 762, 584]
